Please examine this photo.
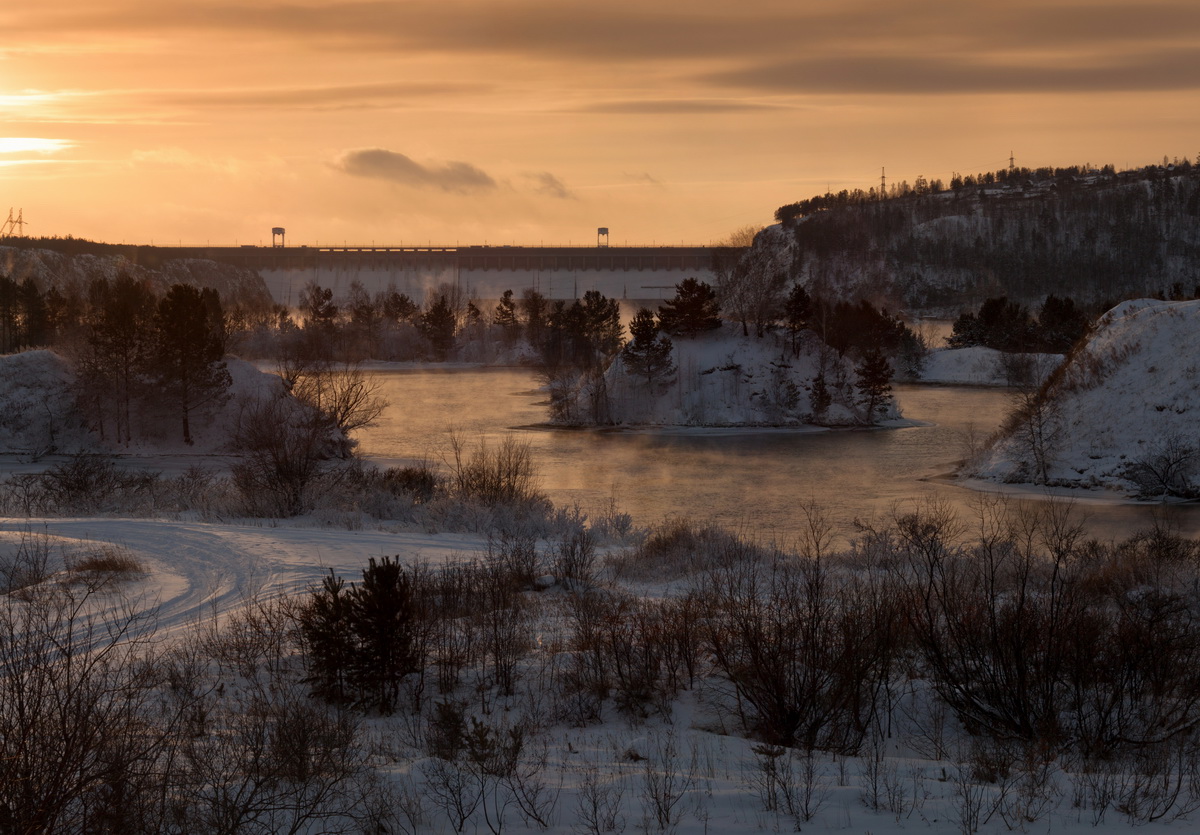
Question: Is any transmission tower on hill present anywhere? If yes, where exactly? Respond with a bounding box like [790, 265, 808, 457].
[1, 208, 25, 238]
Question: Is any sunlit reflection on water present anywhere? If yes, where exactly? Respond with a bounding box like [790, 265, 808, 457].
[360, 368, 1200, 545]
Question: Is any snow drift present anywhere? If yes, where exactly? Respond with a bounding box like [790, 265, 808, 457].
[971, 298, 1200, 494]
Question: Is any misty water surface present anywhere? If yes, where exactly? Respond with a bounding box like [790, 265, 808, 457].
[360, 367, 1200, 545]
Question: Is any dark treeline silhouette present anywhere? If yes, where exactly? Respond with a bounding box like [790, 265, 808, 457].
[948, 294, 1094, 353]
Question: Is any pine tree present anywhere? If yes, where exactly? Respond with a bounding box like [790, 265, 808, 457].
[16, 278, 48, 347]
[810, 371, 832, 421]
[0, 276, 17, 353]
[88, 275, 156, 444]
[381, 287, 418, 323]
[783, 283, 812, 356]
[299, 570, 355, 704]
[493, 289, 520, 344]
[854, 349, 893, 422]
[299, 280, 338, 359]
[658, 278, 721, 337]
[519, 289, 548, 351]
[149, 283, 231, 445]
[348, 557, 419, 714]
[1036, 295, 1088, 351]
[419, 294, 457, 358]
[621, 307, 675, 387]
[578, 290, 623, 360]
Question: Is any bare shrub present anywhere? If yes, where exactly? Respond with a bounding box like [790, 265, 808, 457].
[164, 464, 220, 511]
[897, 500, 1200, 757]
[291, 360, 389, 444]
[0, 525, 55, 593]
[0, 583, 175, 834]
[748, 743, 792, 813]
[381, 459, 442, 504]
[0, 472, 49, 516]
[998, 354, 1064, 485]
[422, 756, 481, 834]
[994, 743, 1062, 830]
[231, 393, 337, 517]
[607, 517, 763, 582]
[167, 590, 379, 835]
[637, 732, 695, 833]
[561, 592, 614, 724]
[1122, 433, 1200, 499]
[423, 715, 558, 835]
[948, 752, 991, 835]
[169, 675, 370, 835]
[33, 453, 158, 515]
[473, 561, 532, 696]
[447, 431, 542, 506]
[554, 512, 597, 589]
[592, 491, 635, 543]
[858, 733, 901, 815]
[358, 771, 428, 835]
[38, 453, 124, 513]
[573, 762, 626, 834]
[488, 528, 542, 588]
[703, 554, 898, 751]
[64, 545, 144, 587]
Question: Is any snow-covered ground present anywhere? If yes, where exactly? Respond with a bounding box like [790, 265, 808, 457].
[973, 298, 1200, 493]
[918, 345, 1062, 386]
[6, 311, 1200, 832]
[3, 510, 1197, 833]
[0, 518, 480, 642]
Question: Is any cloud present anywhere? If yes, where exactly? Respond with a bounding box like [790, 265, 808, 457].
[9, 1, 1200, 101]
[703, 47, 1200, 95]
[525, 171, 575, 199]
[576, 100, 783, 115]
[17, 1, 1200, 68]
[153, 81, 488, 111]
[334, 148, 497, 193]
[623, 172, 666, 189]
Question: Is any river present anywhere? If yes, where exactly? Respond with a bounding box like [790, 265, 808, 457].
[358, 367, 1200, 545]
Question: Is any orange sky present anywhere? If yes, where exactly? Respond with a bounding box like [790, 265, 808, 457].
[3, 0, 1200, 246]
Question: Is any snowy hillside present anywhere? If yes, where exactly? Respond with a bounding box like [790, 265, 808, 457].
[556, 326, 898, 427]
[971, 299, 1200, 494]
[0, 350, 89, 455]
[0, 350, 287, 456]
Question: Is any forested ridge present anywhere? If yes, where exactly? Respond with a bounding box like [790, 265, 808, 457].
[773, 157, 1200, 312]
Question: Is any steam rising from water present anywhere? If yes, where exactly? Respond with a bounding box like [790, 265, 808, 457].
[357, 368, 1200, 545]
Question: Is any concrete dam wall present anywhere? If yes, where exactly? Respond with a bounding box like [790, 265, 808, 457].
[167, 245, 725, 306]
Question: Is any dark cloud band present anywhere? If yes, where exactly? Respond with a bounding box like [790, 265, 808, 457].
[704, 47, 1200, 95]
[13, 1, 1200, 96]
[334, 149, 497, 192]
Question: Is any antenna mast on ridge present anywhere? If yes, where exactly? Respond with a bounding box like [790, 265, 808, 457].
[1, 208, 25, 238]
[1009, 151, 1016, 171]
[880, 167, 886, 197]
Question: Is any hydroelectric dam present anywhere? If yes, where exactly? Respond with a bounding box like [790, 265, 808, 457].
[164, 244, 727, 306]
